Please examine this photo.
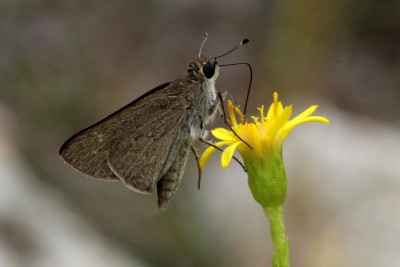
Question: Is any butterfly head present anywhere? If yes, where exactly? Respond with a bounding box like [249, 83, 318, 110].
[186, 34, 248, 84]
[187, 57, 219, 83]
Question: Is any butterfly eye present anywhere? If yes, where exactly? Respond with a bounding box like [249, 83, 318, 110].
[202, 62, 215, 79]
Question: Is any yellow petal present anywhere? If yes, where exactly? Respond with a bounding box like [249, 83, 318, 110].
[294, 105, 318, 120]
[282, 115, 330, 141]
[268, 106, 292, 141]
[199, 146, 217, 170]
[211, 128, 237, 141]
[221, 141, 242, 168]
[227, 101, 238, 126]
[307, 116, 330, 124]
[199, 141, 233, 170]
[243, 123, 259, 150]
[266, 93, 284, 119]
[287, 115, 330, 130]
[266, 102, 274, 119]
[284, 106, 329, 135]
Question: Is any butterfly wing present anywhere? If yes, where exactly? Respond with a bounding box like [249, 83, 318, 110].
[59, 81, 193, 194]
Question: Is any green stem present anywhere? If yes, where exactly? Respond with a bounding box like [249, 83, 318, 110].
[264, 206, 290, 267]
[244, 147, 290, 266]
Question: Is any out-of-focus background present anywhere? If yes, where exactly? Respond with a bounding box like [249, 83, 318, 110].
[1, 0, 399, 266]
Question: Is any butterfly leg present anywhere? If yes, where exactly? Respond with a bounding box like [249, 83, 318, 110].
[217, 92, 253, 149]
[190, 146, 203, 190]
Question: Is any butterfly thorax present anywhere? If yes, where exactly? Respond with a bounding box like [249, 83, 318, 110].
[186, 56, 219, 125]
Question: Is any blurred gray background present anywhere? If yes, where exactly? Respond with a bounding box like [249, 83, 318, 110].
[1, 0, 400, 266]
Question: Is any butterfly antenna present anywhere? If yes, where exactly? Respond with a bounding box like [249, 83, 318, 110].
[214, 38, 249, 59]
[198, 32, 209, 57]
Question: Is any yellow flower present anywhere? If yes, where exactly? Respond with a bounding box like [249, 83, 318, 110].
[199, 91, 330, 267]
[200, 92, 330, 169]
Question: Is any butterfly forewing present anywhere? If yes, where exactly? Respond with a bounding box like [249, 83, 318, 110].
[59, 81, 192, 194]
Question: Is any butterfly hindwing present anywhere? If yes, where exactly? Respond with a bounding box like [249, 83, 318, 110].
[106, 102, 190, 193]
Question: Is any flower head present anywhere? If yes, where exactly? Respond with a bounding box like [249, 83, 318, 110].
[199, 91, 330, 267]
[200, 92, 330, 170]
